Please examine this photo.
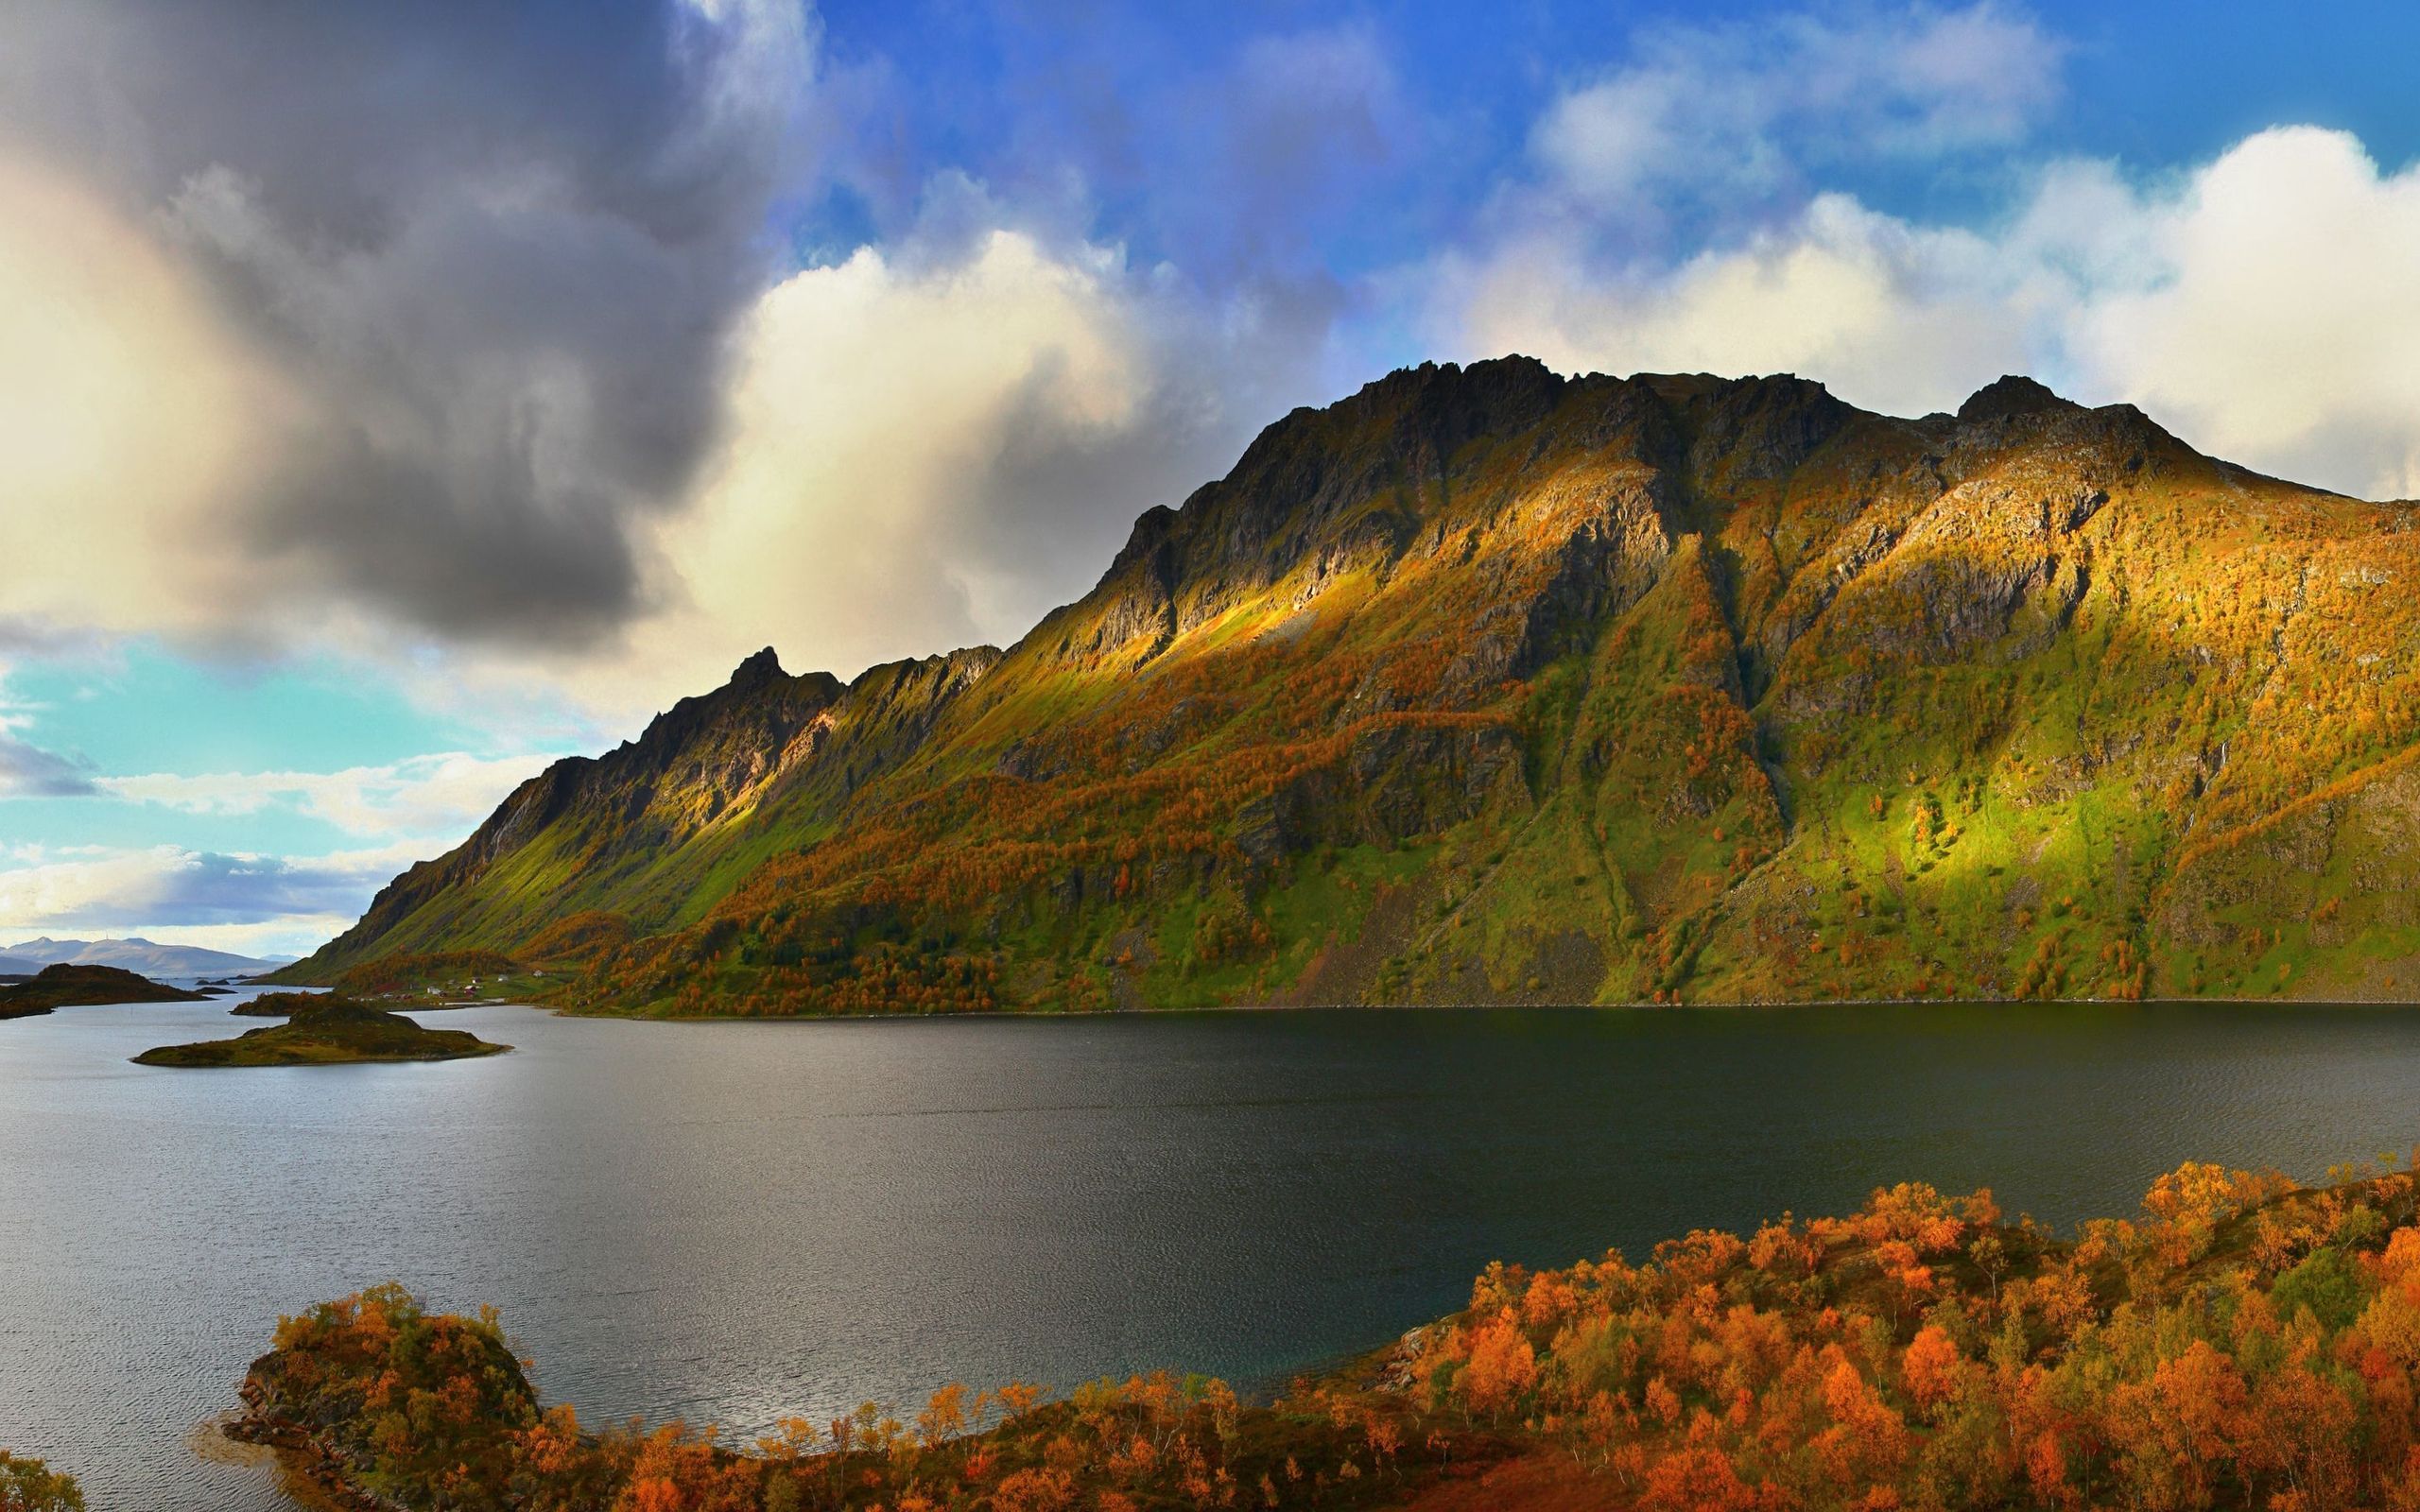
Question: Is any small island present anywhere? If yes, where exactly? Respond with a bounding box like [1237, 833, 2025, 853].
[0, 964, 207, 1020]
[228, 989, 335, 1017]
[133, 996, 509, 1066]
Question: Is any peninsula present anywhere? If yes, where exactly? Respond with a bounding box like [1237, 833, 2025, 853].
[0, 964, 206, 1020]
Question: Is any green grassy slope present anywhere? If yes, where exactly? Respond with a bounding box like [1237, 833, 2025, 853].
[286, 359, 2420, 1013]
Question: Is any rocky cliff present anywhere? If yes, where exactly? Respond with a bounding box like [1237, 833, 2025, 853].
[285, 356, 2420, 1009]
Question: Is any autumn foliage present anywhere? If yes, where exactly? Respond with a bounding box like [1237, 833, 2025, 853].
[231, 1157, 2420, 1511]
[237, 1285, 1462, 1511]
[1409, 1159, 2420, 1511]
[0, 1453, 82, 1512]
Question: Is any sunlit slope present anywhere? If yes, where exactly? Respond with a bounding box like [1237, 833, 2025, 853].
[290, 646, 999, 970]
[288, 358, 2420, 1009]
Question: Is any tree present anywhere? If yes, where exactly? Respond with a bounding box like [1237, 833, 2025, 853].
[0, 1454, 83, 1512]
[1456, 1310, 1538, 1418]
[1903, 1325, 1966, 1418]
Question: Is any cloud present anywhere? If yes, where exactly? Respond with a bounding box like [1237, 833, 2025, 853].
[0, 735, 95, 798]
[1409, 2, 2081, 422]
[1146, 25, 1417, 284]
[527, 210, 1339, 713]
[1431, 193, 2031, 421]
[1428, 121, 2420, 503]
[98, 752, 554, 840]
[0, 1, 1363, 721]
[0, 657, 95, 797]
[0, 0, 817, 652]
[0, 840, 430, 951]
[1526, 3, 2064, 238]
[2069, 128, 2420, 500]
[0, 152, 292, 645]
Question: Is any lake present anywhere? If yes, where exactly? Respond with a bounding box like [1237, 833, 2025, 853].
[6, 993, 2420, 1509]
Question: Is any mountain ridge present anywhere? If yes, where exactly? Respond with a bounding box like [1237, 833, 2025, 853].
[285, 356, 2420, 1010]
[8, 936, 278, 976]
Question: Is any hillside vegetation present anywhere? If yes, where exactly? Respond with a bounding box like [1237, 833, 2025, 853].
[233, 1157, 2420, 1510]
[283, 360, 2420, 1012]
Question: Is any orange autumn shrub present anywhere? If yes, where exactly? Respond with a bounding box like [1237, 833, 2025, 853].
[245, 1160, 2420, 1511]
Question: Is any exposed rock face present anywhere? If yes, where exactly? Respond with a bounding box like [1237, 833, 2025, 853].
[291, 357, 2420, 1009]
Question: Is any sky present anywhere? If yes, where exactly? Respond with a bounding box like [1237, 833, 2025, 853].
[4, 0, 2420, 956]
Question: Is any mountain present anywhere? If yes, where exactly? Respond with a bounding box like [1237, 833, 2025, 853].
[9, 937, 278, 976]
[285, 357, 2420, 1010]
[0, 955, 38, 977]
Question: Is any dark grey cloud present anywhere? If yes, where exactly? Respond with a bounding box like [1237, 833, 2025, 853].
[139, 850, 400, 928]
[0, 736, 96, 798]
[0, 0, 818, 648]
[949, 275, 1348, 636]
[0, 617, 100, 658]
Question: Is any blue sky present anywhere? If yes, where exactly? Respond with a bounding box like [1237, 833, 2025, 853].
[4, 0, 2419, 954]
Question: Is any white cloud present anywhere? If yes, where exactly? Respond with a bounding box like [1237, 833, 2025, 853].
[0, 152, 293, 647]
[2070, 128, 2420, 500]
[98, 751, 552, 839]
[527, 214, 1337, 717]
[1528, 3, 2063, 232]
[1432, 194, 2031, 421]
[1430, 127, 2420, 502]
[670, 228, 1153, 672]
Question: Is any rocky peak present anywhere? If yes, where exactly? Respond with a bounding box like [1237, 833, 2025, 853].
[843, 646, 1004, 709]
[1673, 372, 1856, 484]
[1232, 356, 1564, 471]
[729, 645, 786, 687]
[1078, 357, 1577, 661]
[1959, 375, 2080, 425]
[628, 652, 842, 763]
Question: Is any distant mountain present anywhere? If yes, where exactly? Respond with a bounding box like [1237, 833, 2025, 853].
[0, 954, 38, 976]
[8, 936, 277, 976]
[287, 357, 2420, 1010]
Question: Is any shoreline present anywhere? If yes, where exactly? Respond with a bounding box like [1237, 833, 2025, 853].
[499, 989, 2420, 1026]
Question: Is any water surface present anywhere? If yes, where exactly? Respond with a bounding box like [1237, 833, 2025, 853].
[6, 994, 2420, 1509]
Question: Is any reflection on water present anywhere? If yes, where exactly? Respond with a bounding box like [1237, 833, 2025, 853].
[6, 993, 2420, 1509]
